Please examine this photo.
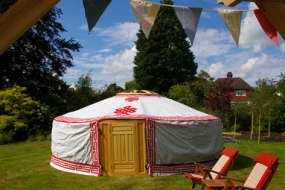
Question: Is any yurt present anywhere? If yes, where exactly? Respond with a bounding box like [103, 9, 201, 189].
[50, 90, 223, 177]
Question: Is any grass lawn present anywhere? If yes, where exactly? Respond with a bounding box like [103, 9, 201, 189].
[0, 140, 284, 190]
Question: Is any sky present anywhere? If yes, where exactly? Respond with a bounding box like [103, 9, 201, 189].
[56, 0, 285, 89]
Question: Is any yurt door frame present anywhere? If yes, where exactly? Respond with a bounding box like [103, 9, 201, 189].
[99, 120, 146, 176]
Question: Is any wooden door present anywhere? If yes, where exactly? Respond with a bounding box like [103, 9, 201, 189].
[110, 122, 137, 174]
[99, 120, 146, 176]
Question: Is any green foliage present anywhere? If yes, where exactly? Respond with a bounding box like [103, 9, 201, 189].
[272, 74, 285, 132]
[97, 84, 117, 101]
[133, 0, 197, 94]
[230, 102, 251, 131]
[0, 132, 13, 145]
[189, 70, 215, 108]
[125, 80, 142, 90]
[66, 72, 97, 111]
[66, 73, 117, 112]
[168, 83, 198, 108]
[251, 79, 278, 137]
[0, 85, 52, 142]
[168, 71, 215, 109]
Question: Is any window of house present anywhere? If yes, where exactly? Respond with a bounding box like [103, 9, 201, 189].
[235, 90, 246, 96]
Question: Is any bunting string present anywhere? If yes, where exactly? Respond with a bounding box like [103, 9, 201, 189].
[129, 0, 280, 46]
[143, 1, 257, 12]
[81, 0, 280, 47]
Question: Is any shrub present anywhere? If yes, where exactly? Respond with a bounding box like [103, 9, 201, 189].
[0, 85, 52, 142]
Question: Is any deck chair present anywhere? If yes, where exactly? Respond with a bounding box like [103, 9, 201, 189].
[184, 147, 239, 190]
[201, 152, 279, 190]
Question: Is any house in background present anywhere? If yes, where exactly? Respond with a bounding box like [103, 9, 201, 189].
[215, 72, 252, 103]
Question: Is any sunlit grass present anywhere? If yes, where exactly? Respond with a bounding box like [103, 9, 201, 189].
[0, 140, 284, 190]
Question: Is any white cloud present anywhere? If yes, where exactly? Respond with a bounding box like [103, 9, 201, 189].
[192, 28, 233, 58]
[94, 22, 139, 46]
[207, 62, 227, 78]
[63, 68, 83, 82]
[69, 13, 285, 90]
[64, 46, 137, 88]
[98, 48, 112, 53]
[65, 22, 139, 88]
[280, 42, 285, 52]
[99, 46, 137, 84]
[238, 54, 285, 84]
[200, 52, 285, 86]
[239, 3, 274, 51]
[79, 24, 88, 31]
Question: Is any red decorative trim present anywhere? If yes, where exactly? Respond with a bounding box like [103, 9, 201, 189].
[51, 155, 100, 175]
[146, 120, 156, 175]
[150, 160, 217, 176]
[54, 115, 219, 123]
[116, 94, 161, 97]
[114, 105, 137, 115]
[125, 96, 139, 102]
[54, 116, 98, 123]
[149, 115, 219, 122]
[90, 123, 100, 166]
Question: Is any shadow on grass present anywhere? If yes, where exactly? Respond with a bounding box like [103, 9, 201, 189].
[230, 154, 254, 171]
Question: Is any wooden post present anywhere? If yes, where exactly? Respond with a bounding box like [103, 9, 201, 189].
[250, 110, 254, 140]
[0, 0, 60, 55]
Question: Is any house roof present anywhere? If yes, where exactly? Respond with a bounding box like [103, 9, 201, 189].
[215, 72, 252, 90]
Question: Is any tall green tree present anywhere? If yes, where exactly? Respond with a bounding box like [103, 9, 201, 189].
[230, 102, 250, 136]
[0, 0, 81, 109]
[270, 74, 285, 133]
[252, 79, 276, 143]
[133, 0, 197, 94]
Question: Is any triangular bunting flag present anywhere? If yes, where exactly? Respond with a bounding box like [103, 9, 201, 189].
[218, 8, 242, 46]
[82, 0, 112, 32]
[173, 7, 202, 45]
[254, 9, 279, 45]
[130, 0, 161, 38]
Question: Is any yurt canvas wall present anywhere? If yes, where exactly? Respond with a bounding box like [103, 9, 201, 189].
[50, 91, 223, 176]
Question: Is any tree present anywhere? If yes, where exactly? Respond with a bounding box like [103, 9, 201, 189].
[168, 83, 197, 107]
[0, 0, 81, 108]
[125, 80, 142, 90]
[271, 74, 285, 133]
[205, 80, 231, 119]
[189, 70, 215, 108]
[66, 72, 118, 112]
[66, 72, 97, 111]
[133, 0, 197, 94]
[252, 79, 276, 143]
[230, 102, 250, 136]
[168, 70, 215, 109]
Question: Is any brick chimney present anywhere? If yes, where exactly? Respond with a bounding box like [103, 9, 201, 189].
[227, 72, 233, 78]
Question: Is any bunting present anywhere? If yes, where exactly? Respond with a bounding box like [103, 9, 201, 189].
[254, 9, 279, 45]
[130, 0, 161, 38]
[218, 8, 242, 46]
[173, 7, 202, 45]
[82, 0, 112, 32]
[83, 0, 281, 47]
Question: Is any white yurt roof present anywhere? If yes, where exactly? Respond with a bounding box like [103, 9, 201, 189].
[56, 90, 218, 122]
